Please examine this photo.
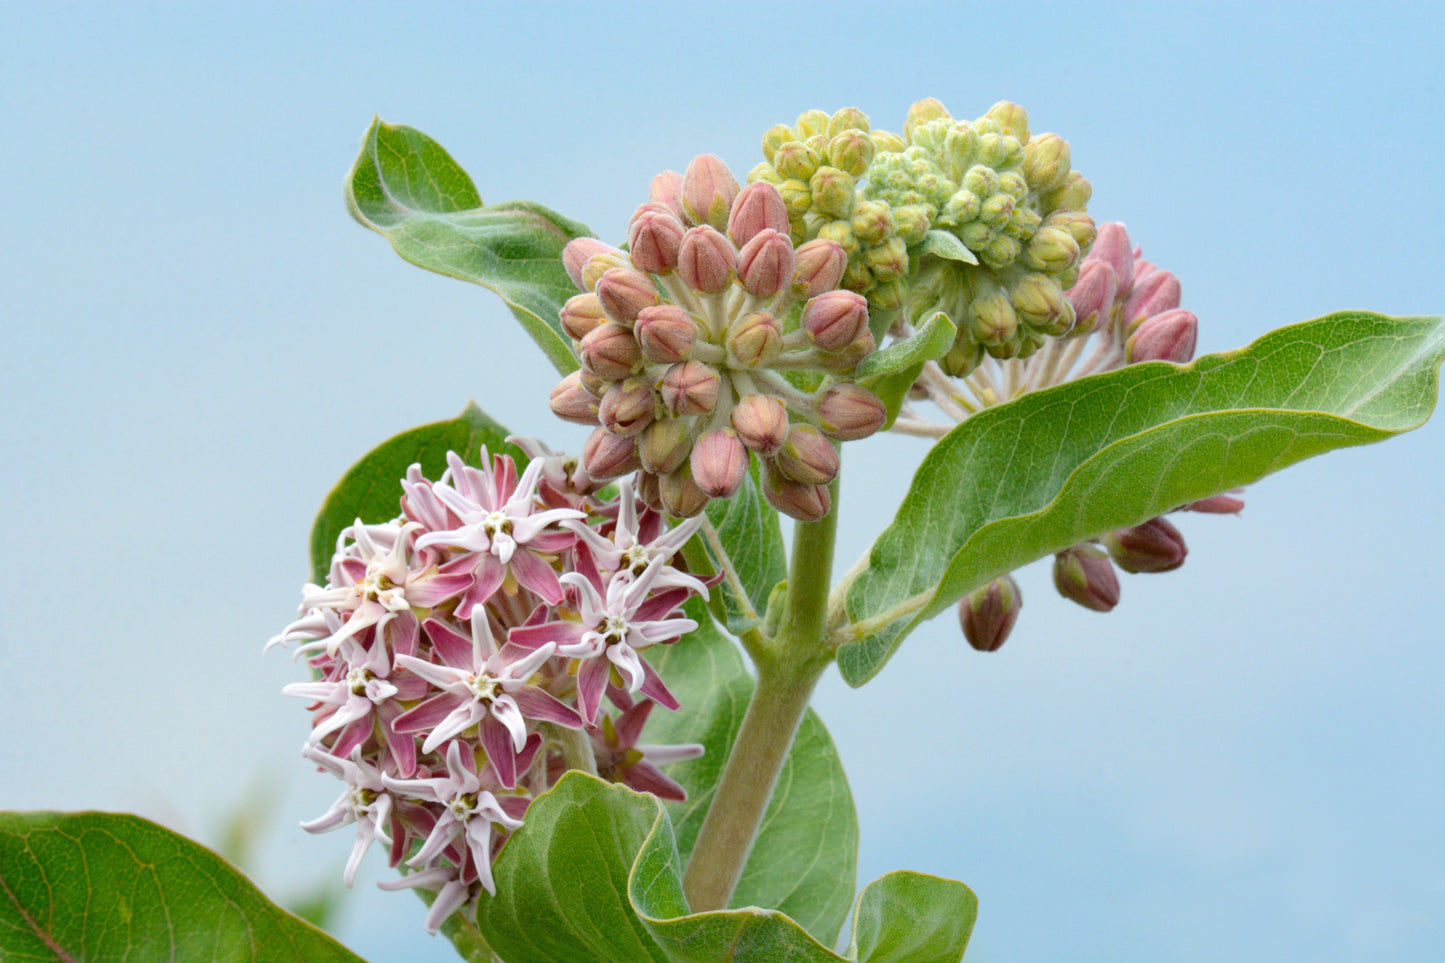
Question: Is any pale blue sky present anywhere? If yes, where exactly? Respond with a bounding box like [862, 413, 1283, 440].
[2, 3, 1442, 961]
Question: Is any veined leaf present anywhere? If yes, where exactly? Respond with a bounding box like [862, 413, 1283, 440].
[856, 311, 958, 427]
[840, 311, 1445, 685]
[913, 229, 979, 266]
[346, 117, 592, 375]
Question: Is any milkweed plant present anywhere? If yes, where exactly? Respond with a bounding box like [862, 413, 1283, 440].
[3, 97, 1442, 963]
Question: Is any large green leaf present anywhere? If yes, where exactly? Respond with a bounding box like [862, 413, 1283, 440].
[702, 463, 787, 634]
[645, 600, 857, 944]
[840, 311, 1445, 685]
[0, 811, 368, 962]
[346, 117, 593, 375]
[473, 773, 974, 963]
[309, 401, 519, 583]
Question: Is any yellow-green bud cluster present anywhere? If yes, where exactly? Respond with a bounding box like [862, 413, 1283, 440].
[747, 108, 914, 318]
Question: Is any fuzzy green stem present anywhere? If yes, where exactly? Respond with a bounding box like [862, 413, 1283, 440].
[681, 479, 839, 912]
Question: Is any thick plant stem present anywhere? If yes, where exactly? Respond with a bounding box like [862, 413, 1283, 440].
[681, 481, 839, 913]
[549, 722, 597, 776]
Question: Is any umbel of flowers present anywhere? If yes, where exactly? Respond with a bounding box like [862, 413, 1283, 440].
[894, 224, 1244, 650]
[268, 445, 708, 934]
[749, 99, 1095, 376]
[548, 156, 889, 522]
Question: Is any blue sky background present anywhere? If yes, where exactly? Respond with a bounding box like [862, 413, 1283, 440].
[2, 3, 1442, 961]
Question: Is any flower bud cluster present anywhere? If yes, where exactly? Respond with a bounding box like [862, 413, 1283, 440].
[552, 156, 888, 521]
[267, 448, 708, 934]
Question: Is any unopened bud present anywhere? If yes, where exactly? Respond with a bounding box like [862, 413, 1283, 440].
[809, 166, 856, 219]
[761, 124, 793, 163]
[596, 268, 659, 324]
[892, 205, 931, 245]
[549, 371, 600, 425]
[774, 141, 821, 183]
[904, 98, 950, 140]
[677, 225, 738, 294]
[637, 418, 693, 474]
[737, 229, 796, 299]
[762, 462, 831, 521]
[658, 463, 709, 517]
[778, 178, 813, 219]
[658, 360, 721, 416]
[1127, 308, 1197, 363]
[775, 425, 840, 485]
[730, 393, 789, 455]
[814, 383, 886, 440]
[563, 238, 623, 292]
[634, 305, 698, 364]
[828, 107, 870, 136]
[1011, 273, 1071, 334]
[864, 236, 910, 282]
[802, 289, 869, 351]
[690, 429, 749, 499]
[582, 428, 640, 480]
[628, 209, 686, 275]
[1106, 518, 1188, 573]
[1024, 226, 1081, 273]
[1022, 133, 1070, 192]
[850, 200, 894, 247]
[650, 170, 684, 219]
[726, 311, 783, 368]
[728, 181, 792, 247]
[579, 321, 642, 380]
[827, 128, 875, 177]
[792, 239, 848, 297]
[681, 154, 740, 230]
[1123, 270, 1182, 329]
[985, 101, 1030, 141]
[1045, 210, 1096, 251]
[560, 292, 608, 340]
[1184, 490, 1245, 514]
[817, 328, 876, 372]
[598, 378, 657, 436]
[635, 470, 663, 510]
[794, 108, 830, 139]
[1064, 259, 1118, 335]
[959, 575, 1022, 652]
[969, 291, 1018, 348]
[1052, 547, 1120, 612]
[1089, 223, 1134, 294]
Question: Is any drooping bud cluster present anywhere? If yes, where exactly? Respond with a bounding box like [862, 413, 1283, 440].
[267, 447, 708, 934]
[552, 156, 888, 521]
[749, 100, 1094, 373]
[896, 224, 1240, 647]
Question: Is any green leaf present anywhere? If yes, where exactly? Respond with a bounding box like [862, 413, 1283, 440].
[856, 311, 958, 427]
[913, 229, 979, 266]
[702, 463, 787, 634]
[0, 811, 368, 962]
[346, 117, 593, 375]
[473, 774, 974, 963]
[645, 600, 857, 943]
[840, 311, 1445, 685]
[309, 401, 519, 583]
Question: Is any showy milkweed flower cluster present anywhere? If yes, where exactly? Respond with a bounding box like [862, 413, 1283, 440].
[267, 445, 708, 934]
[893, 224, 1244, 649]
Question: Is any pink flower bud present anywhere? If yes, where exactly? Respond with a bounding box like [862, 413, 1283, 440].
[737, 229, 796, 299]
[579, 321, 642, 381]
[598, 378, 657, 436]
[659, 463, 710, 518]
[563, 238, 623, 292]
[1052, 547, 1120, 612]
[582, 427, 640, 480]
[681, 154, 740, 230]
[635, 470, 663, 510]
[814, 383, 886, 440]
[658, 360, 721, 416]
[560, 292, 608, 340]
[677, 225, 738, 294]
[730, 393, 789, 455]
[1184, 490, 1245, 514]
[549, 371, 600, 425]
[634, 304, 698, 364]
[792, 239, 849, 297]
[762, 462, 830, 521]
[959, 574, 1022, 652]
[1123, 269, 1181, 329]
[579, 369, 607, 398]
[802, 289, 869, 351]
[1064, 259, 1118, 335]
[637, 418, 694, 474]
[726, 311, 783, 368]
[690, 429, 749, 499]
[774, 425, 840, 485]
[628, 207, 686, 275]
[595, 268, 659, 324]
[650, 170, 684, 219]
[1127, 308, 1197, 363]
[1105, 517, 1188, 574]
[727, 182, 791, 247]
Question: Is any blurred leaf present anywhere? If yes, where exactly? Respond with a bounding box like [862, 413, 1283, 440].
[309, 401, 519, 584]
[841, 311, 1445, 685]
[849, 871, 977, 963]
[913, 230, 978, 266]
[0, 811, 368, 962]
[703, 463, 787, 634]
[856, 311, 957, 427]
[346, 117, 592, 374]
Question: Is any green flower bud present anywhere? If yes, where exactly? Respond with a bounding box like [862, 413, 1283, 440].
[871, 130, 906, 153]
[747, 161, 782, 186]
[1025, 226, 1081, 273]
[1010, 273, 1069, 329]
[761, 124, 793, 163]
[868, 277, 907, 315]
[817, 218, 860, 257]
[851, 200, 895, 245]
[981, 234, 1021, 270]
[938, 338, 985, 377]
[774, 140, 820, 183]
[778, 178, 813, 219]
[658, 462, 709, 518]
[809, 165, 857, 219]
[969, 290, 1018, 349]
[637, 418, 693, 474]
[904, 97, 950, 140]
[892, 205, 931, 244]
[984, 101, 1030, 142]
[726, 311, 784, 368]
[828, 107, 870, 137]
[794, 109, 831, 139]
[827, 128, 875, 177]
[1043, 170, 1092, 213]
[1023, 133, 1071, 193]
[864, 236, 909, 282]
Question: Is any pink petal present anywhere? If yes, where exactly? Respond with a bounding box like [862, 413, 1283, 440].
[479, 715, 519, 789]
[392, 692, 466, 734]
[512, 686, 583, 729]
[509, 549, 564, 605]
[576, 657, 612, 727]
[637, 659, 679, 710]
